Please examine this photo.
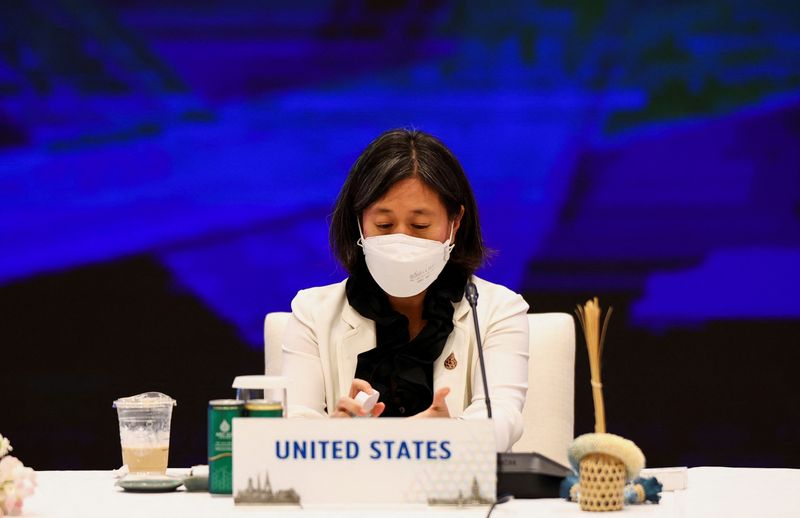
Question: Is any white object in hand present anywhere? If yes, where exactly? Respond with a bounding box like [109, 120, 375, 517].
[354, 390, 380, 413]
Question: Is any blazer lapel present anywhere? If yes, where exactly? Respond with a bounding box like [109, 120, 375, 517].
[434, 296, 473, 413]
[335, 303, 376, 400]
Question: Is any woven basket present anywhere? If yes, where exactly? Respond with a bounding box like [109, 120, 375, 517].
[578, 453, 626, 512]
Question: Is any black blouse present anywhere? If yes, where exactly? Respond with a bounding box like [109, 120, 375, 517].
[347, 256, 468, 416]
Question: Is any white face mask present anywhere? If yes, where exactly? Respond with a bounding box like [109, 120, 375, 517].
[357, 220, 455, 298]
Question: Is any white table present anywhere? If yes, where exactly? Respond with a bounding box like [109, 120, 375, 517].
[23, 467, 799, 518]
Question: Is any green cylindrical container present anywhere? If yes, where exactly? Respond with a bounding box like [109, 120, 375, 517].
[244, 399, 283, 417]
[208, 399, 244, 494]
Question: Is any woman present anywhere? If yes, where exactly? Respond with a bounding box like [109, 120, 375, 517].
[282, 129, 529, 451]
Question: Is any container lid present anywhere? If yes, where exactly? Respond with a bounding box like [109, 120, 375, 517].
[113, 391, 176, 409]
[355, 390, 380, 412]
[209, 399, 244, 407]
[245, 400, 283, 408]
[232, 375, 288, 390]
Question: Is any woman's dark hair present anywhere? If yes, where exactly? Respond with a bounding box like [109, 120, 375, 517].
[330, 128, 488, 274]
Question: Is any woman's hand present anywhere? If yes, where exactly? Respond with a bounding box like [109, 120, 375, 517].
[411, 387, 451, 418]
[332, 378, 386, 418]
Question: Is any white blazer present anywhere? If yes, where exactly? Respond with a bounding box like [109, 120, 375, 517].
[281, 275, 530, 452]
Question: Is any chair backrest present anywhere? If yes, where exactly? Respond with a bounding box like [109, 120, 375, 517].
[512, 313, 575, 466]
[264, 311, 575, 464]
[264, 311, 290, 375]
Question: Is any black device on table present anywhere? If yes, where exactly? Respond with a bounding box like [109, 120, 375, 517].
[497, 451, 572, 498]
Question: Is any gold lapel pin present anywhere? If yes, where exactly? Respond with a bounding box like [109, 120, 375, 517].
[444, 352, 457, 370]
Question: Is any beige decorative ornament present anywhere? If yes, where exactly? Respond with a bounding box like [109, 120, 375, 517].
[443, 352, 457, 370]
[569, 433, 645, 512]
[569, 298, 645, 512]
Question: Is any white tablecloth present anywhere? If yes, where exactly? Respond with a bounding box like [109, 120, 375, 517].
[23, 467, 799, 518]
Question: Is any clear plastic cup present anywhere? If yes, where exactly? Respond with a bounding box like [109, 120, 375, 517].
[113, 392, 176, 474]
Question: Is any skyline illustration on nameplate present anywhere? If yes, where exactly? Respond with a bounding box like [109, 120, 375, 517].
[427, 476, 493, 506]
[234, 470, 301, 505]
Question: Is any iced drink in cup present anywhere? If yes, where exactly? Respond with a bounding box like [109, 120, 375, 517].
[113, 392, 176, 474]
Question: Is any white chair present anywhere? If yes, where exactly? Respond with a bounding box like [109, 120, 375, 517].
[264, 312, 290, 375]
[264, 311, 574, 465]
[512, 313, 575, 467]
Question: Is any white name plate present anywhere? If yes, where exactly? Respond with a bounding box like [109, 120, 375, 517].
[232, 418, 496, 506]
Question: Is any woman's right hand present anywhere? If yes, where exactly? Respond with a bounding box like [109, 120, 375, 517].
[332, 378, 385, 418]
